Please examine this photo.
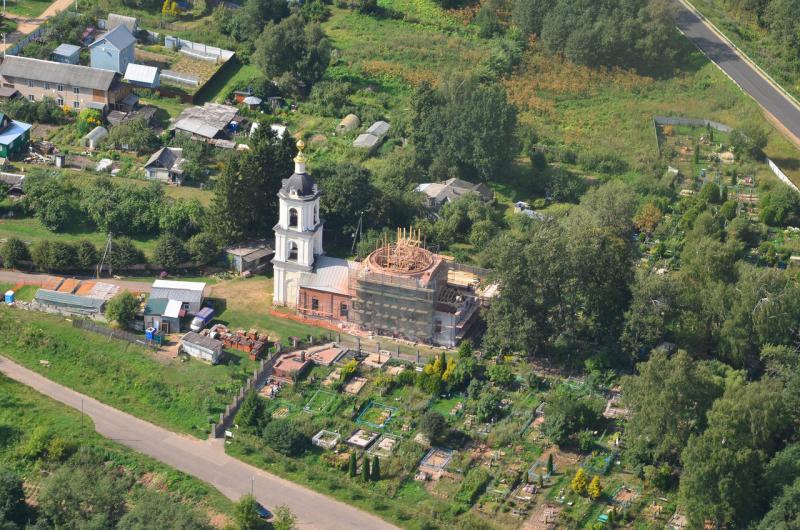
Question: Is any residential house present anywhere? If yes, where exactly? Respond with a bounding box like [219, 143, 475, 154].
[149, 280, 206, 315]
[124, 63, 159, 88]
[0, 56, 131, 112]
[143, 298, 182, 333]
[144, 147, 185, 185]
[51, 43, 81, 64]
[415, 178, 494, 209]
[89, 24, 136, 74]
[0, 113, 31, 159]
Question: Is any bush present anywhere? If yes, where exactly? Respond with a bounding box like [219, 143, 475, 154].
[108, 238, 145, 270]
[106, 117, 160, 154]
[419, 411, 447, 444]
[105, 292, 138, 328]
[76, 108, 103, 135]
[307, 81, 352, 118]
[187, 232, 221, 265]
[262, 419, 309, 456]
[31, 240, 77, 272]
[153, 234, 189, 270]
[0, 238, 30, 269]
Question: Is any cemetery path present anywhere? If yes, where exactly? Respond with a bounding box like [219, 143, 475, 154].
[0, 356, 399, 530]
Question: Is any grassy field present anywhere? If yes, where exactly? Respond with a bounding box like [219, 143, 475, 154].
[210, 276, 334, 343]
[0, 307, 260, 438]
[0, 216, 159, 256]
[0, 374, 234, 524]
[4, 0, 53, 18]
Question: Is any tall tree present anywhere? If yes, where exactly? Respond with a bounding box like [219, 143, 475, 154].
[622, 350, 727, 467]
[209, 126, 295, 241]
[253, 14, 331, 95]
[680, 378, 791, 528]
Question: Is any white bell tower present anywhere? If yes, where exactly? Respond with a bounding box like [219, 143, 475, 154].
[272, 140, 324, 306]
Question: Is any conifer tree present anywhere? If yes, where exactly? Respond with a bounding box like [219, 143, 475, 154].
[571, 468, 588, 495]
[371, 456, 380, 481]
[588, 475, 602, 500]
[361, 456, 370, 482]
[348, 452, 357, 477]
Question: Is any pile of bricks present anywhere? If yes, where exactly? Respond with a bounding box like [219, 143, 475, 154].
[207, 324, 268, 359]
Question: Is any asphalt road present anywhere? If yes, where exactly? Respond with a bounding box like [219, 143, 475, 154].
[0, 356, 398, 530]
[674, 1, 800, 145]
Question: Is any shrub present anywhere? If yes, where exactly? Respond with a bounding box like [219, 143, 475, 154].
[105, 292, 138, 328]
[571, 468, 588, 495]
[455, 468, 491, 504]
[108, 238, 146, 270]
[187, 232, 221, 266]
[0, 238, 30, 269]
[262, 419, 309, 456]
[419, 411, 447, 444]
[153, 234, 189, 270]
[76, 108, 103, 135]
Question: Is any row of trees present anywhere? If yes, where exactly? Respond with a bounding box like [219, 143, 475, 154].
[511, 0, 684, 73]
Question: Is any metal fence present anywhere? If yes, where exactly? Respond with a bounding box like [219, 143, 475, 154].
[72, 319, 159, 350]
[210, 354, 277, 438]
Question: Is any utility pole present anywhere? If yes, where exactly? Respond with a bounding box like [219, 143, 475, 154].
[250, 476, 254, 495]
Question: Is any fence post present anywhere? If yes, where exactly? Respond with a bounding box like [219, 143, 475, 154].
[416, 350, 420, 363]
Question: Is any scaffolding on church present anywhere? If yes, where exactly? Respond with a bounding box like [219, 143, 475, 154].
[349, 227, 445, 344]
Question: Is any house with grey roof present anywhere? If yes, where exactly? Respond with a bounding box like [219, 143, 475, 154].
[415, 178, 494, 209]
[144, 147, 185, 185]
[89, 24, 136, 73]
[0, 56, 131, 112]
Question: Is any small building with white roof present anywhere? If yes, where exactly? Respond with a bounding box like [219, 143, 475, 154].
[124, 63, 159, 88]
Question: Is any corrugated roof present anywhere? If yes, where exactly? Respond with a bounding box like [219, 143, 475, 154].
[299, 256, 358, 296]
[144, 147, 183, 170]
[172, 103, 237, 138]
[90, 24, 136, 51]
[0, 120, 30, 146]
[181, 331, 223, 352]
[35, 289, 104, 311]
[150, 281, 205, 306]
[0, 56, 118, 91]
[124, 63, 158, 84]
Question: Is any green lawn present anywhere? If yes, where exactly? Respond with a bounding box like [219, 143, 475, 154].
[4, 0, 53, 17]
[0, 374, 233, 520]
[0, 216, 158, 257]
[0, 307, 259, 437]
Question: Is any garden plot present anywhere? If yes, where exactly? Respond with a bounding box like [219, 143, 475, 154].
[303, 389, 338, 414]
[135, 47, 222, 94]
[366, 433, 400, 459]
[355, 401, 397, 429]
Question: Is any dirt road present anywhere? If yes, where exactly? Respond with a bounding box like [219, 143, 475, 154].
[0, 356, 398, 530]
[2, 0, 77, 53]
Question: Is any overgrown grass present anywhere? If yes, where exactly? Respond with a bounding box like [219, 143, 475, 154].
[0, 374, 233, 519]
[4, 0, 53, 18]
[0, 307, 259, 437]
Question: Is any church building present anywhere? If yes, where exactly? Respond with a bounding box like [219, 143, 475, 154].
[272, 140, 493, 347]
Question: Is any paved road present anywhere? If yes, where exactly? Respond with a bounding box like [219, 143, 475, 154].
[0, 356, 398, 530]
[674, 1, 800, 146]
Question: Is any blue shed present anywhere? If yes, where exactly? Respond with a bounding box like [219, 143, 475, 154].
[89, 24, 136, 74]
[51, 43, 81, 65]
